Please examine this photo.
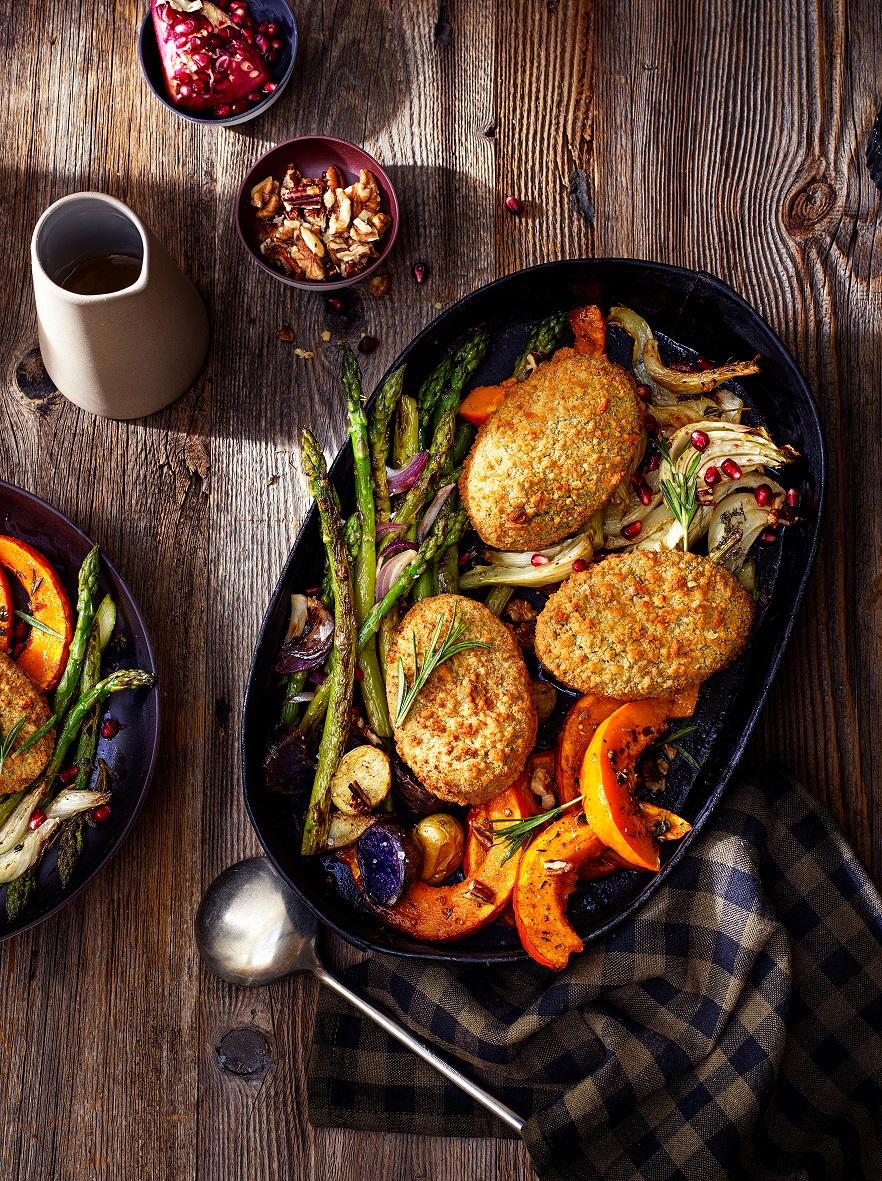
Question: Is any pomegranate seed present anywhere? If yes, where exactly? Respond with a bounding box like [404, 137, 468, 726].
[754, 484, 773, 507]
[59, 765, 79, 784]
[214, 104, 231, 117]
[635, 383, 651, 402]
[178, 83, 193, 98]
[458, 547, 477, 569]
[270, 37, 283, 49]
[191, 77, 208, 94]
[571, 559, 589, 573]
[101, 717, 121, 740]
[229, 101, 249, 114]
[695, 355, 713, 370]
[266, 22, 278, 34]
[786, 487, 800, 508]
[646, 451, 660, 472]
[630, 474, 653, 505]
[358, 336, 380, 354]
[175, 17, 197, 34]
[184, 36, 202, 51]
[327, 296, 345, 313]
[28, 809, 47, 831]
[173, 66, 190, 81]
[174, 34, 191, 49]
[12, 620, 27, 640]
[246, 91, 261, 101]
[703, 465, 721, 486]
[530, 553, 550, 567]
[690, 429, 710, 451]
[759, 529, 777, 545]
[413, 261, 428, 284]
[241, 26, 255, 42]
[621, 521, 643, 540]
[265, 49, 278, 62]
[354, 667, 364, 682]
[191, 50, 210, 68]
[215, 53, 231, 72]
[781, 506, 796, 526]
[257, 21, 269, 32]
[720, 458, 742, 480]
[644, 414, 658, 433]
[504, 195, 522, 214]
[256, 33, 269, 52]
[93, 804, 112, 824]
[262, 81, 277, 93]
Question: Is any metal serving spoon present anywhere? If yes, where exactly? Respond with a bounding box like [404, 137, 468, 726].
[195, 857, 525, 1134]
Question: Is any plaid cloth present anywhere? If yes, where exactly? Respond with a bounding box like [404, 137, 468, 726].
[308, 773, 882, 1180]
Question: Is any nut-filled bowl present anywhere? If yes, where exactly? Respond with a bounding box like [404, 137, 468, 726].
[236, 136, 399, 291]
[138, 0, 298, 128]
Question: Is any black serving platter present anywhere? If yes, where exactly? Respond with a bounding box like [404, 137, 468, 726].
[242, 259, 825, 964]
[0, 481, 159, 941]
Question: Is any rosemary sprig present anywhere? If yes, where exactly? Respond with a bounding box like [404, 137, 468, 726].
[647, 722, 701, 770]
[655, 437, 703, 551]
[0, 717, 27, 777]
[490, 796, 584, 863]
[394, 606, 489, 727]
[15, 610, 64, 639]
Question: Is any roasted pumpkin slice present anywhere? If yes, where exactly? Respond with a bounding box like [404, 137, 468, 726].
[513, 812, 605, 970]
[0, 565, 11, 653]
[348, 774, 535, 941]
[667, 684, 700, 718]
[458, 378, 517, 427]
[0, 536, 73, 690]
[555, 694, 625, 803]
[580, 699, 671, 871]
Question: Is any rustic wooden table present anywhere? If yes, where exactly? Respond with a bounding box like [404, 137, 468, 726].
[1, 1, 878, 1177]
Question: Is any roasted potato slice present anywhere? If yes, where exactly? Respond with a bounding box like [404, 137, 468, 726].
[330, 745, 392, 814]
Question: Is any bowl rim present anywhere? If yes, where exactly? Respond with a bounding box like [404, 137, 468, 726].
[241, 256, 826, 963]
[234, 134, 400, 291]
[137, 6, 299, 128]
[0, 478, 161, 942]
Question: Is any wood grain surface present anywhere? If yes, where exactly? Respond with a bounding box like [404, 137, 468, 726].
[0, 1, 877, 1178]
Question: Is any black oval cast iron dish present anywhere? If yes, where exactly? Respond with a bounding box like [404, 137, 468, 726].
[0, 481, 160, 942]
[242, 258, 826, 964]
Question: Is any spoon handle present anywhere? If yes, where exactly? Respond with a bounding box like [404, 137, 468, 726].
[313, 964, 525, 1135]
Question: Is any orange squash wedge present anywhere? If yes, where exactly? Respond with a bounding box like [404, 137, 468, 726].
[580, 699, 671, 871]
[458, 378, 517, 428]
[667, 684, 700, 718]
[555, 694, 626, 804]
[0, 536, 73, 690]
[568, 304, 606, 357]
[348, 774, 536, 942]
[513, 811, 605, 970]
[0, 565, 11, 653]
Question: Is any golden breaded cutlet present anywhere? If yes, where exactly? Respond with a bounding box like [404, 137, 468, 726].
[535, 549, 754, 699]
[386, 595, 537, 806]
[0, 650, 55, 795]
[460, 353, 643, 551]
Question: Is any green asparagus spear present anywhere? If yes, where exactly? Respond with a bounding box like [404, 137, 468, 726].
[379, 391, 420, 671]
[437, 544, 459, 595]
[280, 670, 310, 727]
[301, 509, 468, 737]
[5, 866, 35, 921]
[73, 595, 116, 790]
[511, 312, 568, 381]
[53, 545, 100, 722]
[366, 361, 405, 526]
[484, 586, 515, 616]
[344, 347, 391, 737]
[416, 357, 453, 449]
[300, 430, 357, 855]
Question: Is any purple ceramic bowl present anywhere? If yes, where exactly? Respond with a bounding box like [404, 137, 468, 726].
[236, 136, 399, 291]
[0, 480, 159, 941]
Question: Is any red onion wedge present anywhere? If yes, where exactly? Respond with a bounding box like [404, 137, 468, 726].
[275, 596, 334, 673]
[416, 483, 455, 543]
[376, 521, 406, 538]
[378, 538, 417, 563]
[386, 451, 429, 495]
[375, 549, 420, 602]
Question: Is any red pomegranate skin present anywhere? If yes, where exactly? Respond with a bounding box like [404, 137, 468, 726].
[152, 0, 271, 114]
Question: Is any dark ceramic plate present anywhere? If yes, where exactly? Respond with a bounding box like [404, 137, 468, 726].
[242, 259, 825, 964]
[236, 135, 399, 291]
[0, 481, 159, 941]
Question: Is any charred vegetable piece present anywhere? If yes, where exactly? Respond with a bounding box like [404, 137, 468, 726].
[568, 304, 606, 357]
[390, 753, 446, 815]
[275, 596, 334, 674]
[413, 813, 465, 885]
[263, 726, 315, 795]
[531, 679, 557, 726]
[356, 820, 424, 907]
[330, 745, 391, 814]
[513, 812, 606, 970]
[555, 694, 626, 804]
[580, 699, 671, 871]
[325, 812, 378, 851]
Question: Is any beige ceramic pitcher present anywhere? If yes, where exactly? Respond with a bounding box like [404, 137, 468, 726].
[31, 192, 209, 419]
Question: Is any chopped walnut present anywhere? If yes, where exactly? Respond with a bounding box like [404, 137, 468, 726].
[369, 274, 391, 297]
[543, 860, 573, 876]
[505, 598, 539, 623]
[464, 880, 496, 904]
[251, 176, 280, 220]
[530, 767, 556, 811]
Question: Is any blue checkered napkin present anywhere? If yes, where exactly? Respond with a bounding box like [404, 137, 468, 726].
[307, 773, 882, 1180]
